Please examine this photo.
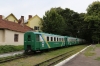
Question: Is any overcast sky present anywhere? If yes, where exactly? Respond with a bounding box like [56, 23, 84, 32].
[0, 0, 99, 19]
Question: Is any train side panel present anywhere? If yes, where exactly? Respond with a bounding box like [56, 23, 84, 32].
[39, 34, 65, 49]
[24, 31, 86, 53]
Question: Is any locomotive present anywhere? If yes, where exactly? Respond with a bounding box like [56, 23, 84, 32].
[24, 31, 85, 53]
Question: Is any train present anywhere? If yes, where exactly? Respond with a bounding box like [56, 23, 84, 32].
[24, 31, 86, 53]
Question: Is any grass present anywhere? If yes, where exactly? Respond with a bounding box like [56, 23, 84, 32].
[35, 45, 87, 65]
[95, 57, 100, 61]
[38, 45, 87, 66]
[84, 46, 95, 57]
[0, 45, 87, 66]
[44, 45, 87, 58]
[0, 54, 23, 61]
[0, 45, 23, 54]
[96, 44, 100, 47]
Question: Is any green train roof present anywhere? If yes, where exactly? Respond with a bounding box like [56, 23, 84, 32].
[25, 31, 66, 37]
[25, 31, 85, 39]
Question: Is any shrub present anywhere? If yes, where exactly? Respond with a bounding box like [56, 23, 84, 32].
[0, 45, 23, 54]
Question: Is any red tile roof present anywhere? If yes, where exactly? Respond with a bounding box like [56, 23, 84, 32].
[0, 19, 33, 32]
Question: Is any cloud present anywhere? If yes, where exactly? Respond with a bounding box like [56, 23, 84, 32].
[0, 0, 99, 19]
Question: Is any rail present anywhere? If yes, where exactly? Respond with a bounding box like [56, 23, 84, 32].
[34, 47, 81, 66]
[0, 54, 32, 63]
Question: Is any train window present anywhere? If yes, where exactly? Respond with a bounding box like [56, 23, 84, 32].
[63, 38, 64, 41]
[51, 37, 53, 41]
[40, 35, 43, 41]
[47, 36, 49, 41]
[28, 35, 31, 41]
[57, 37, 58, 41]
[60, 38, 61, 41]
[36, 34, 40, 41]
[62, 38, 63, 41]
[54, 37, 56, 41]
[59, 38, 61, 41]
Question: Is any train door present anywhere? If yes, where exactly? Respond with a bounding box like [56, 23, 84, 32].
[24, 32, 34, 52]
[35, 34, 40, 50]
[65, 37, 68, 46]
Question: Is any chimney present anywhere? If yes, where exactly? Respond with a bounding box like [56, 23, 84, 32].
[28, 15, 32, 20]
[18, 16, 24, 26]
[21, 16, 24, 21]
[0, 15, 2, 19]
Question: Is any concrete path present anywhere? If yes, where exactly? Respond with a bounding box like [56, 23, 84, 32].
[55, 44, 100, 66]
[0, 51, 24, 58]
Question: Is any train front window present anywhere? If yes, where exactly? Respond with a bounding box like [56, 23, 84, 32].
[28, 35, 31, 41]
[36, 34, 40, 41]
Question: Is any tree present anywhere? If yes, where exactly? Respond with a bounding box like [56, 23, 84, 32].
[58, 8, 82, 37]
[41, 7, 86, 38]
[85, 1, 100, 43]
[41, 8, 65, 35]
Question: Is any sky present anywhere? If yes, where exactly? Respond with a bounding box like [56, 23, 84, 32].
[0, 0, 99, 19]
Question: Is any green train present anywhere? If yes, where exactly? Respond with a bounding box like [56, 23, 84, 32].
[24, 31, 85, 53]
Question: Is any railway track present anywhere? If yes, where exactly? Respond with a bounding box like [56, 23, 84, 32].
[0, 50, 41, 63]
[0, 45, 86, 65]
[0, 53, 33, 63]
[34, 47, 82, 66]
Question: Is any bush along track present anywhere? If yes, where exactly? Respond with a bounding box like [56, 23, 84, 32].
[0, 45, 23, 54]
[34, 46, 87, 66]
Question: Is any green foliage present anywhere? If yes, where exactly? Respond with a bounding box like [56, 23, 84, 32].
[42, 8, 65, 35]
[0, 45, 23, 54]
[41, 1, 100, 43]
[85, 1, 100, 43]
[41, 7, 85, 37]
[96, 44, 100, 47]
[95, 57, 100, 61]
[87, 1, 100, 16]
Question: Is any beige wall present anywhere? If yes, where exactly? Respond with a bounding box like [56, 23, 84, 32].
[5, 16, 18, 23]
[29, 16, 42, 31]
[0, 30, 24, 45]
[0, 30, 4, 42]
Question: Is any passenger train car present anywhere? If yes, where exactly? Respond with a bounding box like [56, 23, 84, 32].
[24, 31, 85, 53]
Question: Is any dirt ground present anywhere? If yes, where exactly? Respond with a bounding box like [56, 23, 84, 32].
[62, 44, 100, 66]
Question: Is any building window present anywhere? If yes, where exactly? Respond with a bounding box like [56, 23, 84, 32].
[34, 26, 39, 30]
[14, 34, 18, 42]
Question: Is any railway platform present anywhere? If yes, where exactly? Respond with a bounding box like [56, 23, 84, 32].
[55, 44, 100, 66]
[0, 50, 24, 58]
